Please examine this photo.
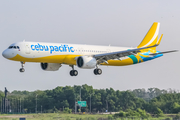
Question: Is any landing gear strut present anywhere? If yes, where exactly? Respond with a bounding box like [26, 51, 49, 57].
[69, 65, 78, 76]
[19, 62, 25, 72]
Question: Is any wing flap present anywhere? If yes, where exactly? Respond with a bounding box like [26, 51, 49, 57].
[94, 44, 158, 64]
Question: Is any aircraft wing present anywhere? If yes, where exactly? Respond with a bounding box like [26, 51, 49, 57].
[93, 44, 158, 64]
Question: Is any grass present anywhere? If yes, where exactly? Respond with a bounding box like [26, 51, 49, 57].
[0, 113, 108, 120]
[0, 113, 174, 120]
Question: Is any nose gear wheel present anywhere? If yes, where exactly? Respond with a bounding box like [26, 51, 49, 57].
[19, 62, 25, 73]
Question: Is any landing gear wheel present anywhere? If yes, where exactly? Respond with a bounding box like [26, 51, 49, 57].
[70, 70, 74, 76]
[94, 68, 102, 75]
[19, 62, 25, 73]
[19, 68, 25, 72]
[73, 70, 78, 76]
[70, 70, 78, 76]
[94, 69, 97, 75]
[97, 68, 102, 75]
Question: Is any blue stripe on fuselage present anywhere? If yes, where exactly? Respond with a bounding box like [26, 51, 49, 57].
[139, 51, 163, 62]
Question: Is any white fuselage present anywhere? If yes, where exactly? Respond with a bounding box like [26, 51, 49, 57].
[2, 42, 132, 64]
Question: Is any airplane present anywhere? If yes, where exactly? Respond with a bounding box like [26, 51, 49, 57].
[2, 22, 177, 76]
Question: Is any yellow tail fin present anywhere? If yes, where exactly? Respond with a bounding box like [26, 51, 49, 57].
[137, 22, 161, 51]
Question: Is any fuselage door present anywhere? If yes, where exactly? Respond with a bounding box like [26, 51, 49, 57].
[107, 49, 111, 53]
[24, 43, 31, 54]
[78, 48, 82, 55]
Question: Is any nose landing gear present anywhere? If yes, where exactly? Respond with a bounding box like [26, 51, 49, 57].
[69, 65, 78, 76]
[19, 62, 25, 72]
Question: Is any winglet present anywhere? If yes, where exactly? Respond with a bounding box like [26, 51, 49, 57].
[157, 34, 163, 45]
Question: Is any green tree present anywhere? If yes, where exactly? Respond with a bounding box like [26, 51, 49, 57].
[154, 108, 164, 117]
[171, 102, 180, 113]
[61, 100, 69, 107]
[63, 107, 72, 114]
[53, 106, 58, 113]
[137, 108, 147, 118]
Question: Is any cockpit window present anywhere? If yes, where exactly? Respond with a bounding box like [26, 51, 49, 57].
[8, 46, 13, 49]
[8, 46, 20, 49]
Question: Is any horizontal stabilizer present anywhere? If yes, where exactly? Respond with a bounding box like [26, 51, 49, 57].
[149, 50, 178, 56]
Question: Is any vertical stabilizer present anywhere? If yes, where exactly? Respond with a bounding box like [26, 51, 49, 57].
[137, 22, 160, 51]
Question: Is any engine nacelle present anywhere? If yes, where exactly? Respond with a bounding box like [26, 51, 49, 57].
[76, 56, 97, 69]
[41, 63, 62, 71]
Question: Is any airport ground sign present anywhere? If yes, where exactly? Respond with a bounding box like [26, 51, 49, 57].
[77, 101, 86, 107]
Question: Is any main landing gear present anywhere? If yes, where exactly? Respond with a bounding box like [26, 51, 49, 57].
[19, 62, 25, 72]
[69, 65, 78, 76]
[93, 68, 102, 75]
[69, 65, 102, 76]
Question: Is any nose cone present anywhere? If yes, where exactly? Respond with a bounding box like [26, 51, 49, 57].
[2, 49, 16, 59]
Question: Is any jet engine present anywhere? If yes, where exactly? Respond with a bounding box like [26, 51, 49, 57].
[76, 56, 97, 69]
[41, 63, 62, 71]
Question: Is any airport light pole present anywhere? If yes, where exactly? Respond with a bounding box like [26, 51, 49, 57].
[79, 86, 82, 112]
[22, 98, 24, 114]
[1, 98, 2, 114]
[90, 93, 94, 114]
[74, 94, 76, 114]
[106, 100, 108, 112]
[36, 94, 38, 114]
[41, 105, 42, 113]
[80, 87, 82, 101]
[20, 98, 21, 113]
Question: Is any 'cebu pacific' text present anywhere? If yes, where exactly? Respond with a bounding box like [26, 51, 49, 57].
[31, 44, 74, 54]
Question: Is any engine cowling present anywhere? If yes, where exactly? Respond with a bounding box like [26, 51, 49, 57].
[76, 56, 97, 69]
[41, 63, 62, 71]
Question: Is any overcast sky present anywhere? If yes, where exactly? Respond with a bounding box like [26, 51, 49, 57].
[0, 0, 179, 92]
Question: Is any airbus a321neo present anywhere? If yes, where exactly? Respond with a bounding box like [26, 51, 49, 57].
[2, 22, 177, 76]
